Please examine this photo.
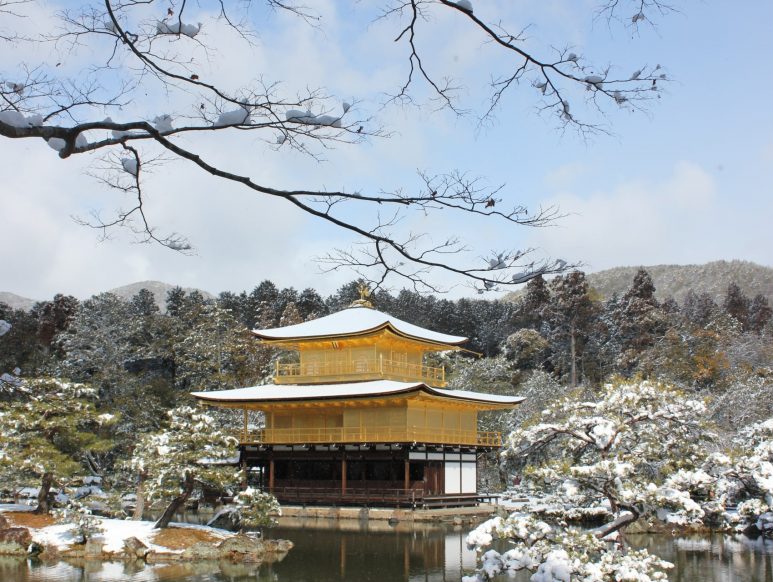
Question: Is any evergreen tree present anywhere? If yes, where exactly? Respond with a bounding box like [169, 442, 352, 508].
[747, 294, 772, 333]
[130, 406, 244, 529]
[174, 304, 267, 392]
[165, 286, 187, 317]
[682, 290, 719, 327]
[723, 282, 750, 330]
[279, 302, 303, 327]
[248, 281, 280, 327]
[129, 288, 159, 317]
[0, 377, 117, 513]
[544, 272, 597, 387]
[34, 294, 79, 352]
[605, 268, 666, 374]
[517, 274, 550, 330]
[326, 280, 363, 312]
[0, 304, 46, 377]
[297, 288, 328, 320]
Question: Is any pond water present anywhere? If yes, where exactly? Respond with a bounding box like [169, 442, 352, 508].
[2, 515, 772, 581]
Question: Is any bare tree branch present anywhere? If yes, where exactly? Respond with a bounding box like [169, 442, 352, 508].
[0, 0, 681, 291]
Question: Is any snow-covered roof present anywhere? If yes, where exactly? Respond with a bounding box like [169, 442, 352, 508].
[192, 380, 522, 409]
[253, 305, 467, 346]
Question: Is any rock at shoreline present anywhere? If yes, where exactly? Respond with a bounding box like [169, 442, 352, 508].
[217, 534, 265, 562]
[0, 527, 33, 555]
[263, 539, 293, 554]
[182, 541, 221, 560]
[123, 536, 149, 559]
[0, 514, 9, 529]
[206, 508, 240, 531]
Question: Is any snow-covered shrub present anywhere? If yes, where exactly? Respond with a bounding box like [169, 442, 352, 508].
[465, 380, 713, 580]
[725, 418, 773, 531]
[464, 515, 672, 581]
[54, 499, 104, 543]
[233, 487, 281, 530]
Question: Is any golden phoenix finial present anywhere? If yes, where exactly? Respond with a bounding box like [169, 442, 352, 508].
[351, 282, 373, 308]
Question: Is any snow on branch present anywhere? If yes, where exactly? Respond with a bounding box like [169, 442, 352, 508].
[0, 0, 681, 290]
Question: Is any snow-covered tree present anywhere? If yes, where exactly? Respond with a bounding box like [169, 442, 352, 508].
[0, 377, 117, 513]
[129, 405, 248, 529]
[544, 271, 598, 388]
[723, 282, 750, 330]
[174, 303, 268, 393]
[232, 487, 282, 531]
[464, 379, 715, 580]
[723, 418, 773, 534]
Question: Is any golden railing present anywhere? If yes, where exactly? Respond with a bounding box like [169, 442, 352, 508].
[274, 359, 446, 386]
[235, 426, 502, 447]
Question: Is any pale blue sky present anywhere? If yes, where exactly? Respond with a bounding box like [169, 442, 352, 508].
[1, 0, 771, 300]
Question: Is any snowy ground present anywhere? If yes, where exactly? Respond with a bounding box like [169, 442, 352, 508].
[0, 505, 231, 555]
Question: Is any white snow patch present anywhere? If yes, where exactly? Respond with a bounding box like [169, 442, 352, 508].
[121, 158, 138, 176]
[456, 0, 473, 13]
[152, 114, 174, 133]
[214, 107, 250, 127]
[156, 20, 201, 38]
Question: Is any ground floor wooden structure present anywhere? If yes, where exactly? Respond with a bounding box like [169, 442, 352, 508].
[241, 443, 491, 508]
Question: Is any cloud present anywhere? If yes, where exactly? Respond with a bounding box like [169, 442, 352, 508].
[527, 161, 755, 272]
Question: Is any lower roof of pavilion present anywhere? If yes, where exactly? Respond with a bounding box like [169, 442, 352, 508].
[191, 380, 523, 411]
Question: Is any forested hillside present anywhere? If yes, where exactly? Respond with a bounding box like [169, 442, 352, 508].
[583, 260, 773, 303]
[503, 260, 772, 304]
[1, 270, 770, 437]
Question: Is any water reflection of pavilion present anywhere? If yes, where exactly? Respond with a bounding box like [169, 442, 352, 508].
[266, 518, 480, 581]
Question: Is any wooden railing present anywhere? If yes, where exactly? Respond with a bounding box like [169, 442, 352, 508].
[274, 358, 446, 386]
[269, 487, 496, 508]
[235, 426, 502, 447]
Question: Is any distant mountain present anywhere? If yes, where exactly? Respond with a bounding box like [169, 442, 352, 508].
[0, 291, 37, 312]
[506, 260, 772, 305]
[1, 282, 215, 314]
[107, 281, 215, 312]
[584, 261, 772, 304]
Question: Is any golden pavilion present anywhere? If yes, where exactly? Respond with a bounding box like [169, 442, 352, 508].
[192, 292, 522, 507]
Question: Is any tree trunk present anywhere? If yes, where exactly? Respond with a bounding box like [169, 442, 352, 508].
[34, 472, 54, 514]
[133, 471, 147, 520]
[593, 510, 638, 539]
[570, 322, 577, 389]
[153, 473, 194, 529]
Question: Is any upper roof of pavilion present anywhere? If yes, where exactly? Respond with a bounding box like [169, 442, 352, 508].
[253, 304, 467, 348]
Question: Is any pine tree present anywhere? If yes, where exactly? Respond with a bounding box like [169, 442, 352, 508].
[0, 377, 117, 513]
[165, 286, 187, 317]
[129, 288, 159, 317]
[130, 406, 244, 529]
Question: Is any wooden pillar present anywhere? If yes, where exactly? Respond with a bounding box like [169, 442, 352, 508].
[242, 408, 248, 442]
[269, 458, 275, 492]
[341, 456, 347, 495]
[404, 459, 410, 490]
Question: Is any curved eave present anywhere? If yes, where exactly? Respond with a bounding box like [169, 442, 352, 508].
[192, 382, 523, 411]
[253, 322, 467, 349]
